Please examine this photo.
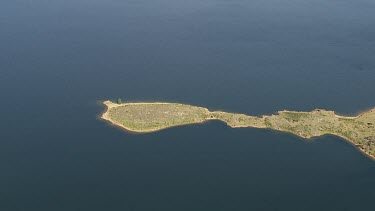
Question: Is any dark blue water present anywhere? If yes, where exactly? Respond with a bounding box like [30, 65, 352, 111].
[1, 0, 375, 210]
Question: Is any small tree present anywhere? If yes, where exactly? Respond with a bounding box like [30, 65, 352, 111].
[117, 98, 122, 104]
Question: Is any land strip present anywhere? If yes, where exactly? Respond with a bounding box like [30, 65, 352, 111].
[101, 100, 375, 159]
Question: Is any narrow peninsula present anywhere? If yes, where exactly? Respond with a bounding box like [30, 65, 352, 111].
[101, 100, 375, 159]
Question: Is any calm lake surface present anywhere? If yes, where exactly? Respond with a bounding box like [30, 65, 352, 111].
[1, 0, 375, 210]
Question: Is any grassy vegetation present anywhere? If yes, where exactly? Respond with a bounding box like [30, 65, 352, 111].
[281, 112, 310, 122]
[264, 118, 273, 127]
[102, 101, 375, 159]
[107, 103, 209, 132]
